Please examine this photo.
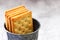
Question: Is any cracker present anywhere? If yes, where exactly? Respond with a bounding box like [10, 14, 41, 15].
[8, 9, 28, 32]
[5, 5, 33, 34]
[5, 5, 25, 31]
[11, 11, 33, 34]
[5, 5, 28, 32]
[5, 5, 25, 17]
[5, 16, 9, 30]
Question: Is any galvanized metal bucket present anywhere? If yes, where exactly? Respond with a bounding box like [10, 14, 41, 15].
[4, 18, 40, 40]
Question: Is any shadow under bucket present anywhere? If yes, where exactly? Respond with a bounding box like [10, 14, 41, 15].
[4, 18, 40, 40]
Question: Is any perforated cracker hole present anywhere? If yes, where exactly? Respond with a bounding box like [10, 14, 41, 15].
[22, 24, 23, 26]
[25, 20, 27, 22]
[18, 27, 21, 31]
[28, 21, 31, 24]
[25, 26, 28, 28]
[18, 22, 20, 24]
[24, 18, 27, 22]
[28, 15, 30, 17]
[22, 30, 25, 32]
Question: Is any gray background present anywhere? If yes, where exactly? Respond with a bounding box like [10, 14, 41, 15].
[0, 0, 60, 40]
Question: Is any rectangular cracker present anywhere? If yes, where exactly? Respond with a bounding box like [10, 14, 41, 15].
[5, 9, 28, 32]
[9, 9, 28, 32]
[11, 11, 33, 34]
[5, 5, 28, 32]
[5, 5, 25, 31]
[5, 16, 9, 30]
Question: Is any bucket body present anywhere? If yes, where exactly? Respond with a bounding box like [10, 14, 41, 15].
[4, 18, 40, 40]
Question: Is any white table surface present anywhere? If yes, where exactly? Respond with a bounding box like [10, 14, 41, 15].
[0, 0, 60, 40]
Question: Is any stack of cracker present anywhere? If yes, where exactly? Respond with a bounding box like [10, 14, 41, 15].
[5, 5, 33, 34]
